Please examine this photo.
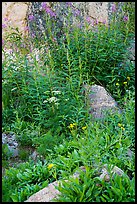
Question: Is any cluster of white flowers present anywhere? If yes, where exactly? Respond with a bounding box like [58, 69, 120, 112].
[43, 96, 59, 103]
[52, 90, 61, 95]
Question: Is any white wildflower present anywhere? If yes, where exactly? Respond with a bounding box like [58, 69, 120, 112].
[48, 97, 58, 103]
[52, 90, 61, 95]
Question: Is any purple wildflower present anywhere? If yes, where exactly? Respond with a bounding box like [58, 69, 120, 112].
[45, 7, 51, 14]
[24, 26, 29, 31]
[95, 19, 98, 25]
[91, 20, 95, 26]
[66, 2, 72, 6]
[31, 33, 35, 38]
[45, 7, 56, 17]
[49, 10, 56, 17]
[73, 9, 80, 16]
[41, 2, 48, 10]
[111, 4, 116, 13]
[28, 15, 35, 21]
[4, 17, 8, 21]
[2, 39, 4, 46]
[102, 19, 106, 24]
[123, 15, 128, 22]
[86, 17, 91, 23]
[2, 24, 7, 29]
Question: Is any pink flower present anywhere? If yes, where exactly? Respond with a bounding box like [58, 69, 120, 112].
[2, 24, 7, 29]
[111, 4, 116, 13]
[95, 19, 98, 25]
[41, 2, 48, 10]
[86, 17, 91, 23]
[123, 16, 128, 22]
[2, 39, 4, 46]
[102, 19, 106, 24]
[28, 15, 35, 21]
[31, 33, 35, 38]
[24, 26, 29, 31]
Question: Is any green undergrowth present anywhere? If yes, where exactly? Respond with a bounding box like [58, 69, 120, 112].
[2, 2, 135, 202]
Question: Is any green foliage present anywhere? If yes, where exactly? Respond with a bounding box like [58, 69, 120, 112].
[55, 170, 135, 202]
[2, 161, 55, 202]
[2, 2, 134, 202]
[2, 144, 12, 160]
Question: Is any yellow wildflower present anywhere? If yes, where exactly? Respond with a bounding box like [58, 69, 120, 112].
[47, 164, 54, 169]
[82, 126, 87, 130]
[118, 123, 122, 127]
[121, 127, 125, 131]
[68, 123, 76, 129]
[127, 77, 130, 80]
[116, 83, 119, 86]
[123, 81, 127, 85]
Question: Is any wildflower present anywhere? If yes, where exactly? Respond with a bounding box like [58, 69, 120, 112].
[123, 16, 128, 22]
[44, 6, 56, 17]
[118, 123, 122, 127]
[4, 17, 8, 21]
[95, 19, 98, 25]
[127, 77, 130, 80]
[52, 90, 61, 95]
[116, 83, 119, 86]
[91, 20, 95, 26]
[86, 17, 91, 23]
[2, 24, 7, 29]
[82, 126, 87, 130]
[48, 163, 54, 169]
[31, 33, 35, 38]
[69, 123, 76, 129]
[102, 19, 106, 24]
[121, 127, 125, 131]
[66, 2, 72, 6]
[73, 9, 80, 16]
[48, 96, 58, 103]
[41, 2, 48, 10]
[49, 10, 56, 17]
[24, 26, 29, 31]
[111, 4, 116, 13]
[28, 15, 35, 21]
[2, 39, 4, 46]
[123, 81, 127, 85]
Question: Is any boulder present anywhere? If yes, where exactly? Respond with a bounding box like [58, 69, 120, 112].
[2, 132, 19, 158]
[83, 84, 121, 119]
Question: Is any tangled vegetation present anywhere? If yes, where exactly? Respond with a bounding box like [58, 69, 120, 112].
[2, 2, 135, 202]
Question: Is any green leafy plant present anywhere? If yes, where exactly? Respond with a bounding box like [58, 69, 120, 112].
[2, 1, 134, 202]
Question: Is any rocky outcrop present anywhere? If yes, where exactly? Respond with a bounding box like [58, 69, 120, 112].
[2, 2, 110, 37]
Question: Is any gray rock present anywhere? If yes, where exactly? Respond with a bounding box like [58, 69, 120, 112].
[25, 180, 61, 202]
[8, 146, 19, 157]
[2, 132, 19, 158]
[83, 84, 121, 119]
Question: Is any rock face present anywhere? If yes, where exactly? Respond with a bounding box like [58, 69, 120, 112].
[84, 84, 121, 119]
[2, 2, 111, 37]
